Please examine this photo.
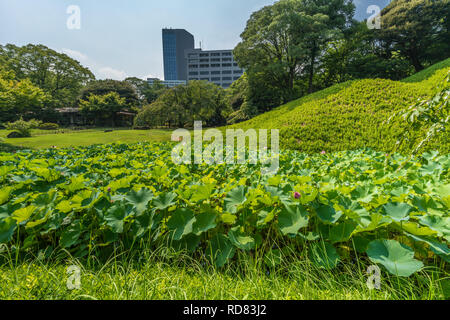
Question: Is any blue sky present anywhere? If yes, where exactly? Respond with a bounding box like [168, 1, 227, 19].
[0, 0, 390, 80]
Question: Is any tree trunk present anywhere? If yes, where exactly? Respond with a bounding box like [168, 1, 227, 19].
[409, 44, 424, 72]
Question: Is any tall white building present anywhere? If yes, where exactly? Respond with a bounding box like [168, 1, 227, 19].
[185, 49, 244, 88]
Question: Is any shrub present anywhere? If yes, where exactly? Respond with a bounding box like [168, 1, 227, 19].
[38, 122, 59, 130]
[228, 65, 450, 154]
[5, 118, 42, 138]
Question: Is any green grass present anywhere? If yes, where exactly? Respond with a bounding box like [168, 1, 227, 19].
[228, 61, 450, 154]
[402, 58, 450, 83]
[0, 128, 172, 150]
[1, 246, 448, 300]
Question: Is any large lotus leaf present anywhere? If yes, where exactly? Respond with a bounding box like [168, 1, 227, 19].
[366, 240, 424, 277]
[383, 202, 412, 222]
[207, 234, 235, 268]
[105, 205, 127, 233]
[167, 208, 196, 241]
[397, 222, 437, 236]
[309, 242, 340, 270]
[60, 222, 82, 248]
[278, 204, 309, 235]
[0, 217, 17, 243]
[406, 233, 450, 261]
[419, 215, 450, 237]
[12, 206, 36, 223]
[228, 227, 255, 250]
[351, 186, 374, 203]
[315, 204, 342, 224]
[192, 211, 217, 235]
[153, 192, 177, 211]
[224, 186, 247, 214]
[171, 233, 200, 253]
[0, 187, 13, 206]
[125, 188, 154, 215]
[328, 220, 358, 243]
[434, 184, 450, 208]
[190, 184, 214, 203]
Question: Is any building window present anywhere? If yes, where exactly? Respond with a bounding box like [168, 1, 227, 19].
[188, 54, 198, 58]
[211, 58, 221, 62]
[189, 78, 198, 81]
[211, 64, 221, 68]
[189, 64, 199, 68]
[233, 63, 238, 67]
[233, 76, 241, 80]
[200, 77, 210, 81]
[189, 59, 199, 63]
[222, 70, 232, 74]
[200, 64, 210, 68]
[200, 53, 209, 57]
[222, 77, 232, 81]
[222, 58, 232, 62]
[189, 71, 199, 76]
[211, 53, 221, 56]
[200, 59, 209, 63]
[211, 77, 221, 81]
[222, 63, 232, 67]
[200, 71, 209, 75]
[233, 69, 243, 74]
[222, 52, 232, 56]
[211, 71, 220, 75]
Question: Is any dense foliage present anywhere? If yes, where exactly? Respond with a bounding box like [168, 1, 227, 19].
[135, 80, 230, 128]
[228, 66, 450, 154]
[0, 143, 448, 277]
[232, 0, 450, 117]
[0, 70, 50, 123]
[79, 92, 129, 127]
[0, 44, 95, 110]
[378, 0, 450, 72]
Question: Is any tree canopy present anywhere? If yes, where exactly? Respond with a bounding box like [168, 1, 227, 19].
[0, 44, 95, 108]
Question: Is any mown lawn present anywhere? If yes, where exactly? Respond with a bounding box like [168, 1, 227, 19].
[0, 128, 172, 150]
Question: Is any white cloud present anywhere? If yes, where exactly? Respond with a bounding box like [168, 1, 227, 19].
[61, 48, 88, 62]
[98, 67, 128, 80]
[58, 48, 128, 80]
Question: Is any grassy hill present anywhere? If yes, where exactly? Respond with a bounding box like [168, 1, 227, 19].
[228, 60, 450, 154]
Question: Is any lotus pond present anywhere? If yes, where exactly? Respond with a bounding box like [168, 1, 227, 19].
[0, 142, 449, 278]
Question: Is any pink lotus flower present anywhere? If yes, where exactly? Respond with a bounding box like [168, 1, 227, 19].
[107, 187, 111, 192]
[321, 151, 326, 155]
[294, 192, 301, 199]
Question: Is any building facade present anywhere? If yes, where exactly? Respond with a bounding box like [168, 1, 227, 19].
[162, 29, 195, 81]
[185, 48, 244, 88]
[147, 78, 186, 88]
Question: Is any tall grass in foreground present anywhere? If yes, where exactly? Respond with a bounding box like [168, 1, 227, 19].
[0, 240, 448, 300]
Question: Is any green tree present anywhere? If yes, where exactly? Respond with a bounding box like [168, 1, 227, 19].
[0, 70, 49, 123]
[378, 0, 450, 72]
[234, 0, 354, 113]
[79, 92, 128, 127]
[0, 44, 95, 108]
[124, 77, 167, 105]
[79, 79, 139, 107]
[135, 81, 230, 128]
